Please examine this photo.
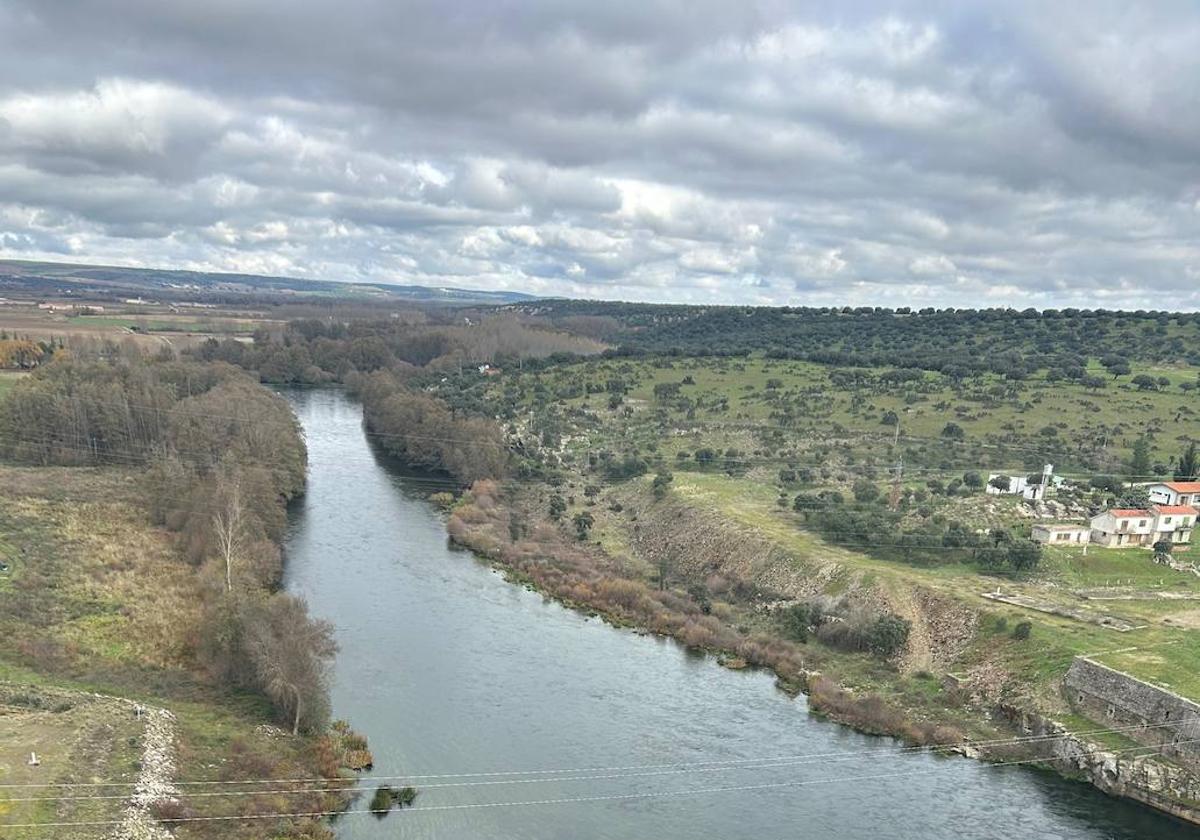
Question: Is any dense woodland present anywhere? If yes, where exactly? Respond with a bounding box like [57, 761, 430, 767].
[0, 358, 334, 734]
[515, 303, 1200, 374]
[195, 313, 601, 384]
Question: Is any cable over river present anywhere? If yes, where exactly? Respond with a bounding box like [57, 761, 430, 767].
[282, 388, 1192, 840]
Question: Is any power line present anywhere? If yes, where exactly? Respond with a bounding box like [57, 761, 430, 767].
[6, 738, 1196, 830]
[5, 714, 1194, 793]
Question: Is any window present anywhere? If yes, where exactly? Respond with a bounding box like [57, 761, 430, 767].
[1165, 516, 1173, 524]
[1139, 519, 1147, 527]
[1120, 521, 1129, 532]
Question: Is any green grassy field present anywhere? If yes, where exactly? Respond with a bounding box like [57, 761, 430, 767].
[473, 355, 1200, 477]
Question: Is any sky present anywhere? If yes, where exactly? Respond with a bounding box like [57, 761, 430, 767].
[0, 1, 1197, 308]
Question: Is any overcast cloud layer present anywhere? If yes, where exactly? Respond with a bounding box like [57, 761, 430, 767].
[0, 1, 1197, 307]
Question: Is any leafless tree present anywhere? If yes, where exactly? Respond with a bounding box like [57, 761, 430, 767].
[245, 595, 337, 735]
[212, 477, 246, 593]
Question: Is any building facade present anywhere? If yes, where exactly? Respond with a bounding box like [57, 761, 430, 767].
[1031, 524, 1091, 545]
[1146, 481, 1200, 507]
[1089, 505, 1196, 548]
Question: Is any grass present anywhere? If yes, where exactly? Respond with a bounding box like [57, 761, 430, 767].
[0, 465, 337, 838]
[654, 470, 1200, 708]
[477, 354, 1200, 472]
[0, 371, 24, 402]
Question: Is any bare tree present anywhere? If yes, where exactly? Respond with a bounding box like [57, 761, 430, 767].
[212, 477, 246, 593]
[245, 595, 337, 735]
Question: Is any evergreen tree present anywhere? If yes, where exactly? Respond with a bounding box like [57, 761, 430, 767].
[1175, 442, 1199, 481]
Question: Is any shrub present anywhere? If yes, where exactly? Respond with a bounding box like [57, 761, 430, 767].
[370, 786, 395, 815]
[1011, 621, 1033, 640]
[866, 615, 911, 656]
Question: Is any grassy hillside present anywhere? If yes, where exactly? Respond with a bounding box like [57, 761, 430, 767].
[436, 350, 1200, 718]
[451, 354, 1200, 475]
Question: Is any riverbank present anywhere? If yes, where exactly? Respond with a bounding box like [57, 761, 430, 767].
[0, 466, 362, 839]
[0, 363, 366, 839]
[443, 475, 1200, 827]
[281, 387, 1190, 840]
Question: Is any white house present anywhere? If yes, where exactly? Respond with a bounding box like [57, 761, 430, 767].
[1089, 505, 1196, 548]
[1146, 481, 1200, 507]
[987, 464, 1055, 500]
[986, 474, 1028, 496]
[1031, 524, 1090, 545]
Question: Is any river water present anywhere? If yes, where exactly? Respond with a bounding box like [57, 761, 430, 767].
[282, 388, 1191, 840]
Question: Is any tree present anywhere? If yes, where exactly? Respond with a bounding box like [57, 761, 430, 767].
[573, 511, 595, 540]
[652, 470, 674, 500]
[941, 422, 965, 440]
[212, 476, 247, 593]
[1131, 374, 1158, 391]
[779, 603, 815, 643]
[548, 493, 566, 521]
[1117, 486, 1151, 509]
[852, 479, 880, 503]
[1175, 443, 1199, 481]
[1007, 540, 1042, 573]
[962, 471, 983, 489]
[988, 474, 1012, 492]
[1109, 361, 1131, 378]
[1130, 435, 1152, 480]
[866, 615, 911, 657]
[244, 594, 337, 736]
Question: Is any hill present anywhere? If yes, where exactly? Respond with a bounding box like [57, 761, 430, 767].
[0, 259, 536, 306]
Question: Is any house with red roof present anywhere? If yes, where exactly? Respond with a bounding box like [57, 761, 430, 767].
[1089, 504, 1196, 548]
[1146, 481, 1200, 507]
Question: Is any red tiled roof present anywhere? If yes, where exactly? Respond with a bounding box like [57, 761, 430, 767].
[1153, 505, 1198, 516]
[1161, 481, 1200, 493]
[1108, 509, 1152, 518]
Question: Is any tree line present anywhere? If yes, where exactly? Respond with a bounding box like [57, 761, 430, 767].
[347, 369, 509, 484]
[0, 357, 334, 734]
[194, 314, 601, 384]
[515, 301, 1200, 374]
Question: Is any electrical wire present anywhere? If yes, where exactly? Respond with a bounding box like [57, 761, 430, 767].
[5, 738, 1197, 830]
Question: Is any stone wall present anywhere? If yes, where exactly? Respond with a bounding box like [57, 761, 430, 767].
[1003, 704, 1200, 826]
[1065, 656, 1200, 768]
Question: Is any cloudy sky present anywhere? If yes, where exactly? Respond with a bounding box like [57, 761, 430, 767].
[0, 1, 1197, 307]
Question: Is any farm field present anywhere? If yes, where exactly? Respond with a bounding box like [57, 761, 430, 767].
[0, 304, 278, 353]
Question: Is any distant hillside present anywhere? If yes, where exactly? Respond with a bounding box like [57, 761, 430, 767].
[0, 259, 536, 306]
[510, 299, 1200, 373]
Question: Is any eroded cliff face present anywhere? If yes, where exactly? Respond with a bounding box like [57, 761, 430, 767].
[624, 490, 979, 672]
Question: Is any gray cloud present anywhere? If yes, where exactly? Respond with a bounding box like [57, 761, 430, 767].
[0, 0, 1197, 306]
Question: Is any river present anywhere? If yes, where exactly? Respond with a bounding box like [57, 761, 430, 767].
[281, 388, 1191, 840]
